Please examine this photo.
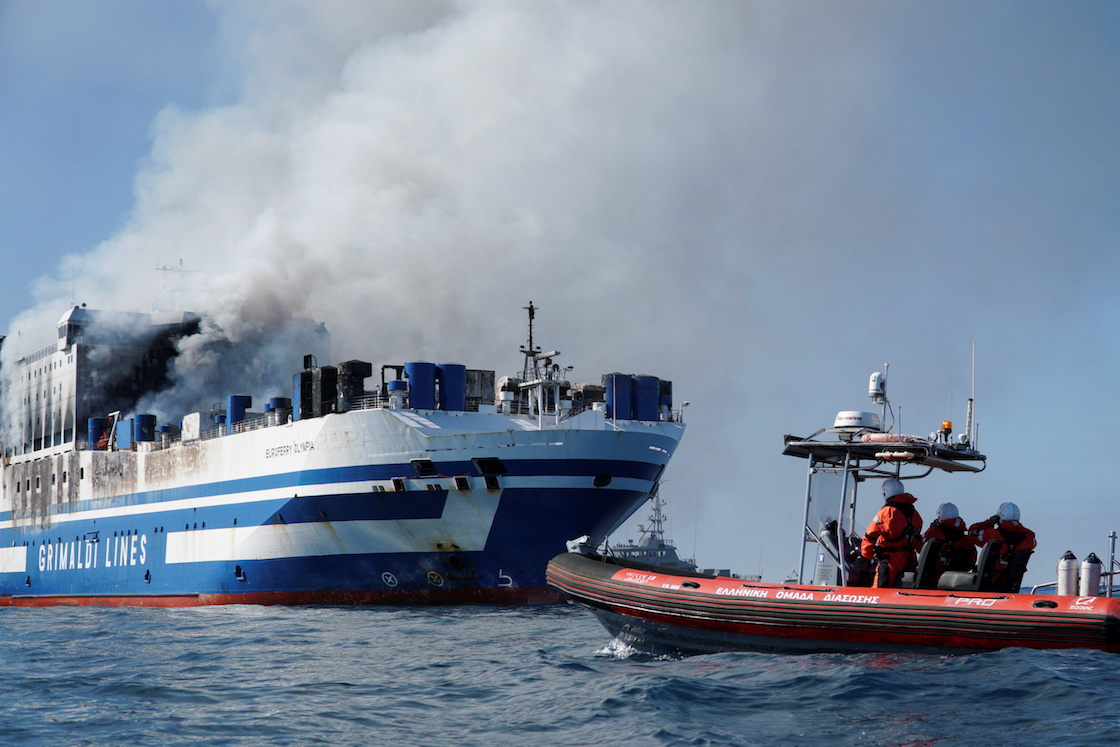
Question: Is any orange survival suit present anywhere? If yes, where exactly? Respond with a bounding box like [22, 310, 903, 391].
[968, 502, 1037, 590]
[861, 479, 923, 588]
[924, 502, 978, 574]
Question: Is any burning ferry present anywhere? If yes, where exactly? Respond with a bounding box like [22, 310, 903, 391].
[0, 304, 684, 606]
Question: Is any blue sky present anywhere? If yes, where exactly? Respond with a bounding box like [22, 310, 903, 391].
[2, 0, 1119, 585]
[0, 0, 224, 309]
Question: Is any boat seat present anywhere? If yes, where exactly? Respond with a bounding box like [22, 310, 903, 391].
[936, 540, 1000, 592]
[898, 539, 942, 589]
[996, 549, 1034, 593]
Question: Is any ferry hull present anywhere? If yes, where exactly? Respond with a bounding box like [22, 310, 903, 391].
[2, 304, 687, 607]
[1, 408, 683, 607]
[547, 552, 1120, 655]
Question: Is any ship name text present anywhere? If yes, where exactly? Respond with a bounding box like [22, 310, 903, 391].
[265, 441, 316, 459]
[38, 534, 148, 573]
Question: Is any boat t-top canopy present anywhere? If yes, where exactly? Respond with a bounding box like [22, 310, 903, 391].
[782, 431, 986, 477]
[782, 366, 986, 585]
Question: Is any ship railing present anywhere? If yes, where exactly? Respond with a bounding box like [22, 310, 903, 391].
[134, 436, 183, 453]
[75, 393, 682, 454]
[231, 415, 276, 435]
[311, 390, 686, 422]
[198, 415, 284, 439]
[200, 426, 224, 441]
[348, 394, 383, 411]
[19, 344, 57, 365]
[345, 393, 489, 413]
[501, 399, 684, 422]
[74, 395, 683, 454]
[80, 435, 185, 452]
[561, 401, 686, 423]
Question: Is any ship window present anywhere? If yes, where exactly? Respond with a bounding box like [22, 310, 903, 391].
[411, 459, 438, 477]
[392, 477, 406, 492]
[472, 457, 507, 475]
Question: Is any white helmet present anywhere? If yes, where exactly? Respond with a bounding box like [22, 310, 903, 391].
[936, 502, 959, 521]
[882, 478, 905, 500]
[998, 502, 1020, 522]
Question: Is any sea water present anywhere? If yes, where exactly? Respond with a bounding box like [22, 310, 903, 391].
[0, 604, 1117, 746]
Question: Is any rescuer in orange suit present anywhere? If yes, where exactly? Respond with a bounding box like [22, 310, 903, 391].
[923, 502, 977, 573]
[860, 478, 923, 588]
[968, 502, 1037, 588]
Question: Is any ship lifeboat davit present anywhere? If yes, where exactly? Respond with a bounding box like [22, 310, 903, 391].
[546, 552, 1120, 656]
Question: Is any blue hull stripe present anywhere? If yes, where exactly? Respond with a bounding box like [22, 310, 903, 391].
[3, 457, 662, 524]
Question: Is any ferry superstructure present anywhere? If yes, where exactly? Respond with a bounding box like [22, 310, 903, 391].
[0, 304, 685, 606]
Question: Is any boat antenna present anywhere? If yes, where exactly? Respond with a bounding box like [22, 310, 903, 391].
[965, 343, 977, 447]
[519, 301, 542, 379]
[869, 363, 893, 431]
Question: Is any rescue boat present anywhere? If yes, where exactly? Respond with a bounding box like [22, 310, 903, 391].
[547, 366, 1120, 655]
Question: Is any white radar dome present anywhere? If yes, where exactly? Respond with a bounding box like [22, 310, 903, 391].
[833, 411, 882, 431]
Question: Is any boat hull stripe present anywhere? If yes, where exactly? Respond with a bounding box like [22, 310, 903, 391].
[546, 553, 1120, 654]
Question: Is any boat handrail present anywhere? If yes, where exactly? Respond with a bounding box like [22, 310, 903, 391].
[1031, 568, 1120, 596]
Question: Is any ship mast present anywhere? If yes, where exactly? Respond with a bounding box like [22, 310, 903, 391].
[153, 259, 201, 312]
[638, 491, 669, 544]
[520, 301, 542, 380]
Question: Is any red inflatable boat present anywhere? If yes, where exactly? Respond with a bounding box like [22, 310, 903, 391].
[547, 551, 1120, 655]
[548, 366, 1120, 655]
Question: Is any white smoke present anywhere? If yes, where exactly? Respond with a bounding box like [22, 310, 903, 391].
[12, 2, 843, 404]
